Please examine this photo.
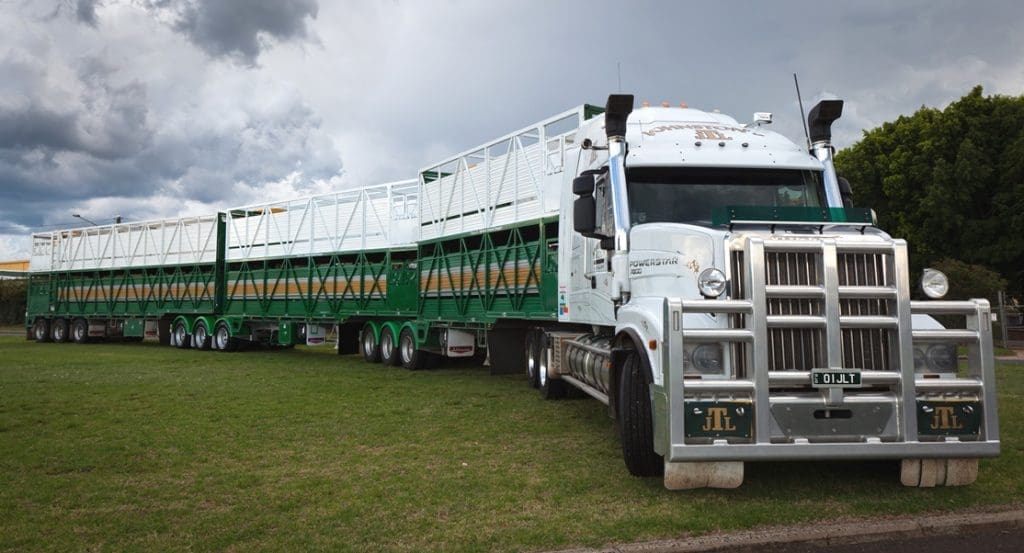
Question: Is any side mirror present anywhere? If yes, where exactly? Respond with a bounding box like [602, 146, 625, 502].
[838, 176, 854, 208]
[574, 196, 597, 234]
[572, 168, 610, 239]
[573, 174, 595, 195]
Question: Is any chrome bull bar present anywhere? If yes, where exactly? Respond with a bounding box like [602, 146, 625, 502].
[659, 235, 1000, 462]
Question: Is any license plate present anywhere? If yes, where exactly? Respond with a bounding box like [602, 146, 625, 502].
[811, 369, 862, 388]
[684, 401, 752, 439]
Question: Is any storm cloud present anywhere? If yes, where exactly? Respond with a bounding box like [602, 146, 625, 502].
[0, 0, 339, 243]
[141, 0, 319, 65]
[2, 0, 1024, 259]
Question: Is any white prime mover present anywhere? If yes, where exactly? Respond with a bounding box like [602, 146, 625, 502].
[530, 94, 998, 489]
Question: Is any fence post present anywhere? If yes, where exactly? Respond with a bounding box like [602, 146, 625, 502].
[998, 290, 1010, 349]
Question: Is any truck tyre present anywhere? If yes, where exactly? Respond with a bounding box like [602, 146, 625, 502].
[399, 327, 429, 370]
[525, 330, 540, 388]
[379, 326, 400, 366]
[538, 333, 567, 400]
[618, 350, 663, 477]
[470, 344, 487, 366]
[191, 321, 211, 350]
[172, 320, 191, 349]
[213, 322, 239, 352]
[361, 325, 381, 363]
[70, 318, 90, 344]
[32, 318, 51, 343]
[50, 318, 69, 343]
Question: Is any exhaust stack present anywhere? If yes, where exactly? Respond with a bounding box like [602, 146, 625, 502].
[807, 99, 845, 209]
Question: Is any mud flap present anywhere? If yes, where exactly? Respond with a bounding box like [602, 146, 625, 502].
[664, 461, 744, 490]
[900, 458, 978, 487]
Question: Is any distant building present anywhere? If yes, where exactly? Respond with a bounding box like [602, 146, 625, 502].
[0, 260, 29, 279]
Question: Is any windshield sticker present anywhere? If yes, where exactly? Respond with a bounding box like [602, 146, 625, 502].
[641, 123, 764, 140]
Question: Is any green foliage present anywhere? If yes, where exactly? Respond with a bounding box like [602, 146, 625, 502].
[0, 278, 27, 325]
[835, 86, 1024, 294]
[931, 258, 1008, 302]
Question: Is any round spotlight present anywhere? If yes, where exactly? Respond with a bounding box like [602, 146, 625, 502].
[921, 268, 949, 299]
[698, 267, 727, 298]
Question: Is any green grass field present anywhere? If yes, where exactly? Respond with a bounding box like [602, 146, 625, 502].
[0, 337, 1021, 552]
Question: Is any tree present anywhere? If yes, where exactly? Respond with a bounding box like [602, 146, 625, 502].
[931, 258, 1007, 303]
[835, 86, 1024, 295]
[0, 278, 27, 325]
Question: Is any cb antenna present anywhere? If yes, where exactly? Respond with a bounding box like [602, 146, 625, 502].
[794, 73, 811, 149]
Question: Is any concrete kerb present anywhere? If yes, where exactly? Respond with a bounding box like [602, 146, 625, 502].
[548, 509, 1024, 553]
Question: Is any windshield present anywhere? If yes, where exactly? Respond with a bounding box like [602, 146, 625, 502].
[626, 167, 826, 225]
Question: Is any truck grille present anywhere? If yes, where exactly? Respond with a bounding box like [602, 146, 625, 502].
[730, 247, 895, 374]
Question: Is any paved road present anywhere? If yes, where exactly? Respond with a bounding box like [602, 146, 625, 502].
[555, 511, 1024, 553]
[731, 526, 1024, 553]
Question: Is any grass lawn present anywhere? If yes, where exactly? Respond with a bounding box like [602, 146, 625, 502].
[0, 337, 1021, 552]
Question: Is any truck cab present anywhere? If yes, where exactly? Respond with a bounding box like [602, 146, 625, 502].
[552, 95, 999, 489]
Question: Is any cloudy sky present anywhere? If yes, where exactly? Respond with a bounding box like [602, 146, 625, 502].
[2, 0, 1023, 259]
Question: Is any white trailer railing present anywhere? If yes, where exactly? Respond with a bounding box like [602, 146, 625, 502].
[29, 104, 598, 270]
[418, 105, 592, 240]
[225, 179, 419, 261]
[29, 215, 220, 272]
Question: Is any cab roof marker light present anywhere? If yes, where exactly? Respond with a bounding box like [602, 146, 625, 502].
[745, 112, 773, 128]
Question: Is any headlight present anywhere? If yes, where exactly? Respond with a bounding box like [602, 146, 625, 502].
[698, 267, 727, 298]
[913, 344, 957, 372]
[925, 344, 957, 372]
[690, 344, 723, 374]
[920, 268, 949, 299]
[913, 347, 926, 370]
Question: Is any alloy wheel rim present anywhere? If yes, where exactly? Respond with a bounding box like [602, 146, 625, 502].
[401, 334, 414, 363]
[215, 327, 228, 350]
[363, 332, 374, 356]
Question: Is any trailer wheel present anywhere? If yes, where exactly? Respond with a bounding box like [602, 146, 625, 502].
[70, 318, 90, 344]
[191, 321, 211, 350]
[379, 326, 400, 366]
[399, 327, 429, 370]
[361, 325, 381, 363]
[50, 318, 69, 343]
[32, 318, 51, 343]
[538, 333, 567, 400]
[618, 350, 663, 477]
[172, 320, 191, 349]
[213, 322, 239, 352]
[525, 330, 540, 388]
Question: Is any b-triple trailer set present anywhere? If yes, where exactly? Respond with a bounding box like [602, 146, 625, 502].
[25, 95, 999, 489]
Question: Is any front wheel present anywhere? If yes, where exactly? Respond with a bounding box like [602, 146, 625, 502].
[618, 350, 663, 477]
